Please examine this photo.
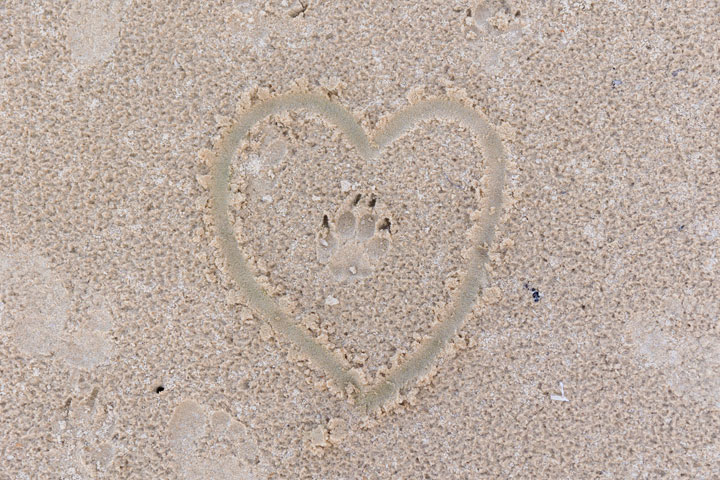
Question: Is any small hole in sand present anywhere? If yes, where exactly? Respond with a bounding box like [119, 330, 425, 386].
[155, 386, 165, 394]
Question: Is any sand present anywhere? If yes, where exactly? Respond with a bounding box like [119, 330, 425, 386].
[0, 0, 718, 478]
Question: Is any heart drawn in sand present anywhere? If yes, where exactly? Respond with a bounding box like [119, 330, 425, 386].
[208, 91, 506, 412]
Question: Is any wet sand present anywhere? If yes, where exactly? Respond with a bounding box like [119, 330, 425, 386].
[0, 1, 718, 478]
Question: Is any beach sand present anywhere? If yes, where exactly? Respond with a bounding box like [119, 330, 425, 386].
[1, 1, 718, 478]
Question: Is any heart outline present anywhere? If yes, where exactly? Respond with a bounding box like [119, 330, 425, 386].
[209, 91, 506, 413]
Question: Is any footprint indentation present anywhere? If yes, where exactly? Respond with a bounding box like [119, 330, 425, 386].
[356, 214, 375, 241]
[0, 250, 115, 368]
[0, 252, 69, 355]
[366, 236, 390, 261]
[315, 194, 392, 282]
[66, 0, 126, 69]
[167, 400, 259, 480]
[336, 211, 357, 239]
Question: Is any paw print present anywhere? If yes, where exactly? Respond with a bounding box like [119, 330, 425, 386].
[316, 193, 392, 281]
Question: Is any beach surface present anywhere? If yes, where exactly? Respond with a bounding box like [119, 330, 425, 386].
[0, 1, 718, 478]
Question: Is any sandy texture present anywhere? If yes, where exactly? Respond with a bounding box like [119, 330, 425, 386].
[1, 1, 718, 478]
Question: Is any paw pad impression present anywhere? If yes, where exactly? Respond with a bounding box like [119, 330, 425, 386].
[316, 193, 391, 281]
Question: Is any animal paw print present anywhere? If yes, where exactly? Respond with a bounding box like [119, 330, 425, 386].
[316, 193, 391, 281]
